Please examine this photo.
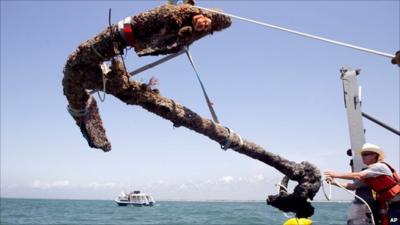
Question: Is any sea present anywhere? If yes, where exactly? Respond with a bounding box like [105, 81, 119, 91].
[0, 198, 349, 225]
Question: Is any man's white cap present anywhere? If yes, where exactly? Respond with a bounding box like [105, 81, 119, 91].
[357, 143, 385, 161]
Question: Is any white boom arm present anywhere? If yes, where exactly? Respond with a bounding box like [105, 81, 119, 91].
[340, 67, 366, 172]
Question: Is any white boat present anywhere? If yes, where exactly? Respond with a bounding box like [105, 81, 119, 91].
[115, 191, 155, 206]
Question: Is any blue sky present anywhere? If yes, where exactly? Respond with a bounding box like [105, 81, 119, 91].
[1, 1, 399, 201]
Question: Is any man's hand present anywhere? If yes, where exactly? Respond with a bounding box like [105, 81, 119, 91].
[192, 15, 212, 31]
[324, 170, 338, 179]
[325, 176, 334, 184]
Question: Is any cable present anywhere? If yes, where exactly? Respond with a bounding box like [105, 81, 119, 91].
[108, 8, 112, 28]
[185, 47, 220, 123]
[362, 112, 400, 136]
[130, 50, 186, 76]
[193, 5, 395, 59]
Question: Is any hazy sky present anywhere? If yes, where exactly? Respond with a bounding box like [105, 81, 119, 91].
[1, 1, 399, 202]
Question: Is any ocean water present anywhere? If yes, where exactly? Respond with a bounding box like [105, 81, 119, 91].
[0, 198, 349, 225]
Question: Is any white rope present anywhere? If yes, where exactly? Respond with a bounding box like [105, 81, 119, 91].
[321, 179, 332, 200]
[193, 6, 395, 59]
[97, 72, 107, 102]
[275, 183, 288, 193]
[326, 179, 376, 225]
[233, 133, 243, 150]
[96, 62, 110, 102]
[283, 212, 292, 219]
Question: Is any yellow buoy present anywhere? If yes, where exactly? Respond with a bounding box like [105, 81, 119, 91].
[283, 218, 313, 225]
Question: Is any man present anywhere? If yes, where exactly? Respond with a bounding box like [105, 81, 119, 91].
[324, 143, 400, 225]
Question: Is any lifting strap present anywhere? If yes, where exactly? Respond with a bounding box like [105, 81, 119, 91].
[185, 48, 220, 124]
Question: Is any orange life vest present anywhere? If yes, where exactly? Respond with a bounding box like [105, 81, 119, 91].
[363, 162, 400, 202]
[363, 162, 400, 225]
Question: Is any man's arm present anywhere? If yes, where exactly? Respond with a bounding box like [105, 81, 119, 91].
[325, 177, 360, 190]
[324, 170, 368, 181]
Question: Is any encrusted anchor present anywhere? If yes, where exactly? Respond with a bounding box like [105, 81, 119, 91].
[62, 3, 321, 217]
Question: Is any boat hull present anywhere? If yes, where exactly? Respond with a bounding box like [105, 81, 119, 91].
[115, 199, 154, 207]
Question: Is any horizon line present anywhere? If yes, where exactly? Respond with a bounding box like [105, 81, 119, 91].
[0, 196, 352, 203]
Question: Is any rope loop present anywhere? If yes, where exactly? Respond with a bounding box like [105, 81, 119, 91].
[98, 62, 110, 102]
[321, 178, 332, 200]
[220, 126, 244, 151]
[67, 96, 93, 117]
[221, 127, 234, 150]
[67, 106, 88, 117]
[97, 74, 107, 102]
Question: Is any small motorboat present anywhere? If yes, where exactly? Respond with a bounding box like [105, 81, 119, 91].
[115, 190, 155, 206]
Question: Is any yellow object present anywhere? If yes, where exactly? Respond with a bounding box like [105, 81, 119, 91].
[283, 218, 313, 225]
